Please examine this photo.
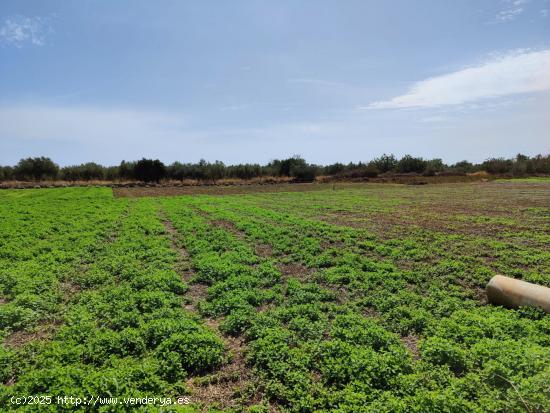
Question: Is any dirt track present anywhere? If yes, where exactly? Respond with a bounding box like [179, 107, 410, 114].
[112, 175, 497, 198]
[113, 182, 338, 197]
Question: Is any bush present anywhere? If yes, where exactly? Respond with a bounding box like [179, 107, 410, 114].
[14, 157, 59, 180]
[450, 160, 474, 174]
[1, 153, 548, 182]
[227, 163, 263, 179]
[119, 160, 136, 180]
[0, 166, 14, 180]
[155, 331, 224, 378]
[268, 155, 318, 181]
[420, 337, 469, 374]
[361, 164, 379, 177]
[530, 154, 550, 173]
[371, 154, 397, 173]
[397, 155, 427, 174]
[347, 164, 379, 178]
[60, 163, 105, 181]
[330, 313, 399, 351]
[323, 162, 346, 175]
[133, 158, 167, 182]
[220, 307, 257, 336]
[423, 159, 445, 176]
[481, 158, 513, 174]
[291, 164, 317, 182]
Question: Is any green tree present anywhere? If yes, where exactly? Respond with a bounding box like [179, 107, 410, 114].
[133, 158, 167, 182]
[14, 157, 59, 180]
[371, 154, 397, 173]
[397, 155, 427, 173]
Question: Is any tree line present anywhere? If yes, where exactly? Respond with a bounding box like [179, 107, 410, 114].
[1, 153, 549, 182]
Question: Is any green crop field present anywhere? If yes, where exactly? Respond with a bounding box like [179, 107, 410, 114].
[1, 181, 549, 412]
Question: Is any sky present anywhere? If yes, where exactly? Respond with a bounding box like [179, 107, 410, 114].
[0, 0, 549, 166]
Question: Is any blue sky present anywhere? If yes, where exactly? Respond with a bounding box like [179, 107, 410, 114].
[0, 0, 549, 166]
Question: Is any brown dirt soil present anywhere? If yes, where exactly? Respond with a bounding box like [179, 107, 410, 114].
[159, 215, 206, 311]
[114, 183, 333, 198]
[278, 262, 315, 281]
[401, 334, 421, 360]
[211, 219, 240, 234]
[111, 174, 502, 198]
[4, 323, 59, 348]
[255, 243, 273, 258]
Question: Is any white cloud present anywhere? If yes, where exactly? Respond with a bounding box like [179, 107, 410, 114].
[369, 49, 550, 109]
[0, 16, 50, 46]
[495, 0, 529, 22]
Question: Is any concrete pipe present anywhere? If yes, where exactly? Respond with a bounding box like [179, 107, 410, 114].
[486, 275, 550, 313]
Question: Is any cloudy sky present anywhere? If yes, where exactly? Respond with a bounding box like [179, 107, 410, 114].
[0, 0, 549, 166]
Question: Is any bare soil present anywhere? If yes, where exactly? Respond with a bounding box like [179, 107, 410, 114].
[401, 334, 421, 360]
[111, 174, 503, 198]
[114, 183, 331, 198]
[4, 323, 59, 349]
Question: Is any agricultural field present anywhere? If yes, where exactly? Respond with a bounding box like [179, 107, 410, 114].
[0, 181, 549, 412]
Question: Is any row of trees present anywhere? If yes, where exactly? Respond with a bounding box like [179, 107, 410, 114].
[1, 154, 549, 182]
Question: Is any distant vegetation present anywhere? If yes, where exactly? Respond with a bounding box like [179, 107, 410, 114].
[1, 153, 549, 183]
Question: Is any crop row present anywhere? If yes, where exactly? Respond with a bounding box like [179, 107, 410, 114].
[229, 189, 550, 284]
[1, 186, 547, 412]
[1, 193, 224, 411]
[0, 188, 124, 338]
[165, 195, 549, 412]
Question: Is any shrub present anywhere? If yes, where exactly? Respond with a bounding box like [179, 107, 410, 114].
[323, 162, 346, 175]
[347, 164, 379, 178]
[14, 157, 59, 180]
[0, 347, 14, 383]
[220, 307, 257, 336]
[481, 158, 513, 174]
[133, 158, 167, 182]
[423, 159, 445, 176]
[291, 164, 317, 182]
[60, 163, 105, 181]
[119, 160, 136, 179]
[155, 331, 224, 378]
[450, 160, 475, 174]
[330, 313, 399, 351]
[397, 155, 427, 173]
[420, 337, 469, 374]
[370, 154, 398, 173]
[0, 166, 14, 180]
